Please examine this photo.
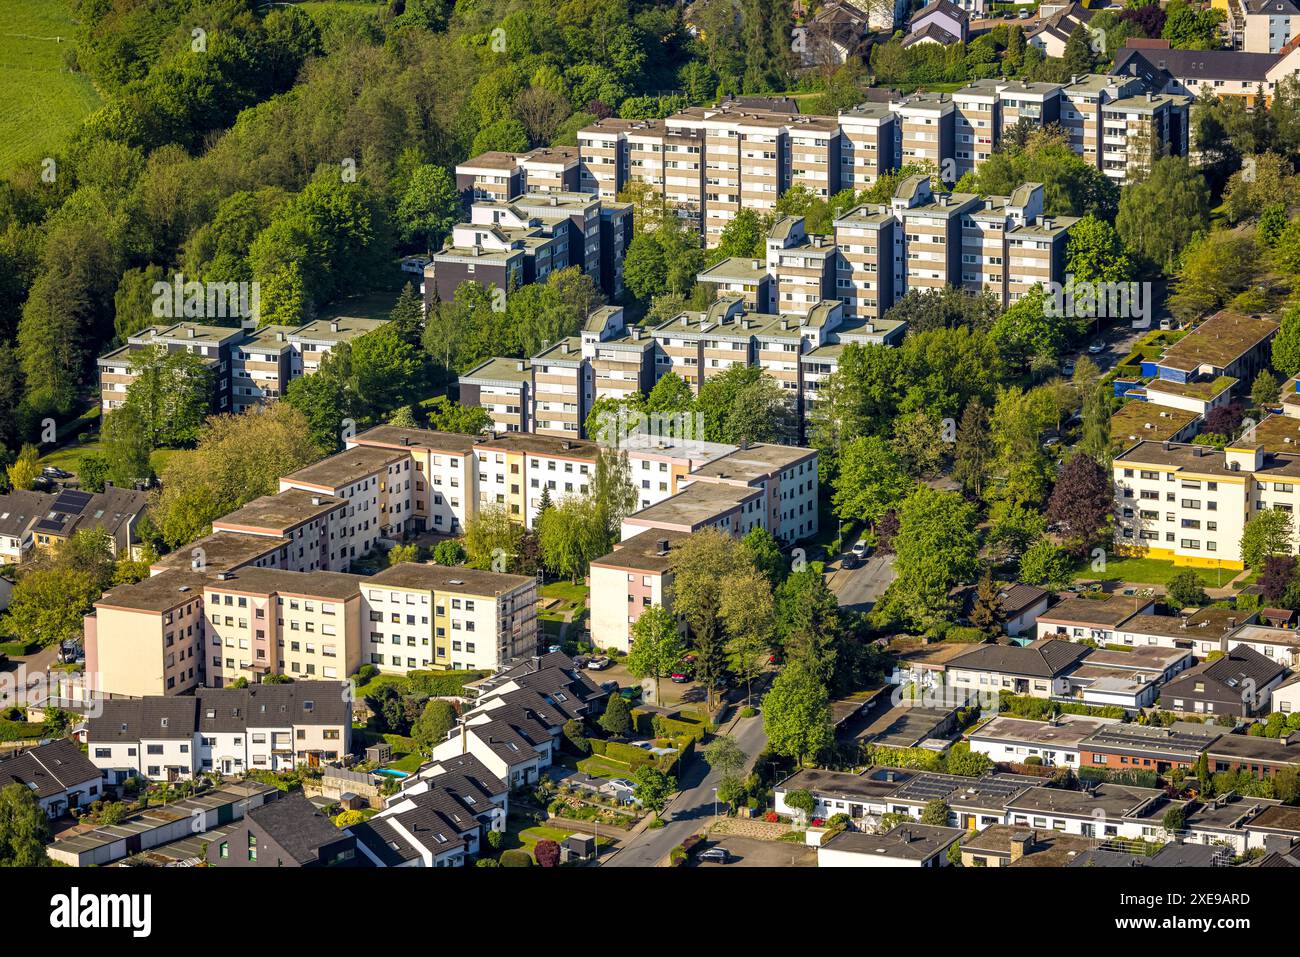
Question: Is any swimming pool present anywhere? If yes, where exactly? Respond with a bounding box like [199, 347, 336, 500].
[374, 769, 410, 778]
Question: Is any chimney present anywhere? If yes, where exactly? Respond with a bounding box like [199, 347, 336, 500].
[276, 332, 285, 342]
[1194, 446, 1204, 457]
[312, 496, 322, 507]
[1220, 632, 1229, 655]
[1162, 440, 1171, 451]
[899, 828, 913, 843]
[187, 327, 196, 338]
[1010, 830, 1035, 863]
[516, 361, 525, 372]
[330, 321, 340, 333]
[656, 538, 670, 555]
[561, 441, 572, 450]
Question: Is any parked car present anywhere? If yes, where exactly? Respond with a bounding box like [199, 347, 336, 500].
[1018, 8, 1030, 17]
[698, 847, 731, 864]
[841, 553, 860, 570]
[851, 539, 870, 557]
[587, 656, 612, 671]
[572, 655, 590, 668]
[42, 466, 71, 479]
[1061, 360, 1075, 376]
[1087, 340, 1105, 354]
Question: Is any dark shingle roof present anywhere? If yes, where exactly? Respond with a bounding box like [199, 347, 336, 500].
[0, 739, 100, 798]
[948, 639, 1088, 678]
[246, 792, 348, 865]
[1161, 644, 1286, 700]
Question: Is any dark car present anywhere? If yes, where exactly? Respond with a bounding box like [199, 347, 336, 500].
[698, 847, 731, 864]
[841, 553, 860, 570]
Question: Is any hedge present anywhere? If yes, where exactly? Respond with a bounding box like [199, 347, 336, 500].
[0, 640, 37, 657]
[500, 849, 534, 867]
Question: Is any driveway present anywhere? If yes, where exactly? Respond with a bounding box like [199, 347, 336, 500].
[827, 553, 896, 614]
[691, 835, 816, 868]
[602, 708, 769, 868]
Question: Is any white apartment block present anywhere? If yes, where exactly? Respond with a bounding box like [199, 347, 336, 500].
[361, 563, 538, 674]
[1112, 440, 1283, 570]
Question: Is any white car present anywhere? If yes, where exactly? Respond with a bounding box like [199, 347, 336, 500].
[851, 540, 870, 558]
[1088, 341, 1105, 355]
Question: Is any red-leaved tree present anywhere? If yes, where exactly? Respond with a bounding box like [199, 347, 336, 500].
[1047, 452, 1113, 557]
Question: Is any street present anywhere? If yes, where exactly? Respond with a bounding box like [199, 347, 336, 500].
[602, 707, 769, 868]
[827, 553, 896, 614]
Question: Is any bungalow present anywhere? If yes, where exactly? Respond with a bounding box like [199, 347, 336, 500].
[960, 825, 1095, 868]
[1035, 594, 1155, 645]
[1003, 782, 1167, 840]
[1243, 804, 1300, 853]
[1205, 730, 1300, 778]
[818, 823, 964, 868]
[968, 713, 1120, 768]
[945, 639, 1090, 700]
[1076, 720, 1221, 775]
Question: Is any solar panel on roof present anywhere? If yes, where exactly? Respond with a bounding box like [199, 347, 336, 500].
[34, 519, 63, 532]
[52, 490, 93, 513]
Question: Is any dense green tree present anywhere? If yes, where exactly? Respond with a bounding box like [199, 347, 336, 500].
[0, 783, 49, 867]
[411, 699, 458, 754]
[626, 605, 687, 703]
[876, 487, 980, 631]
[762, 661, 833, 768]
[1116, 158, 1211, 272]
[831, 435, 914, 525]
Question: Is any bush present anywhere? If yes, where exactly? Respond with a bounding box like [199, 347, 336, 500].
[355, 664, 380, 685]
[946, 626, 988, 643]
[486, 829, 503, 850]
[476, 857, 499, 867]
[534, 839, 561, 867]
[500, 849, 534, 867]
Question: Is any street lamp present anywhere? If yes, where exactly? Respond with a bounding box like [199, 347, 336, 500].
[712, 787, 719, 825]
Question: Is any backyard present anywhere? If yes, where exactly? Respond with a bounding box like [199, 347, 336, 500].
[1070, 555, 1242, 590]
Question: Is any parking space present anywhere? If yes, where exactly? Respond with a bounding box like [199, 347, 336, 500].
[692, 835, 817, 868]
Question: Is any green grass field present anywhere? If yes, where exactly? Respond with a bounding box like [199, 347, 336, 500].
[1070, 556, 1237, 590]
[0, 1, 102, 172]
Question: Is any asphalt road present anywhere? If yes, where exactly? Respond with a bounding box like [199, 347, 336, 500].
[827, 553, 896, 614]
[603, 708, 769, 868]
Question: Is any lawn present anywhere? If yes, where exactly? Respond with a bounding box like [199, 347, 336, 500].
[0, 1, 103, 172]
[574, 753, 634, 779]
[1070, 555, 1236, 590]
[540, 581, 588, 606]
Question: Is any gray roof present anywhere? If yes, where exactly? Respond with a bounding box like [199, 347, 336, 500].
[823, 823, 964, 861]
[0, 738, 100, 798]
[947, 639, 1089, 678]
[1161, 644, 1287, 700]
[246, 792, 349, 864]
[1112, 47, 1280, 85]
